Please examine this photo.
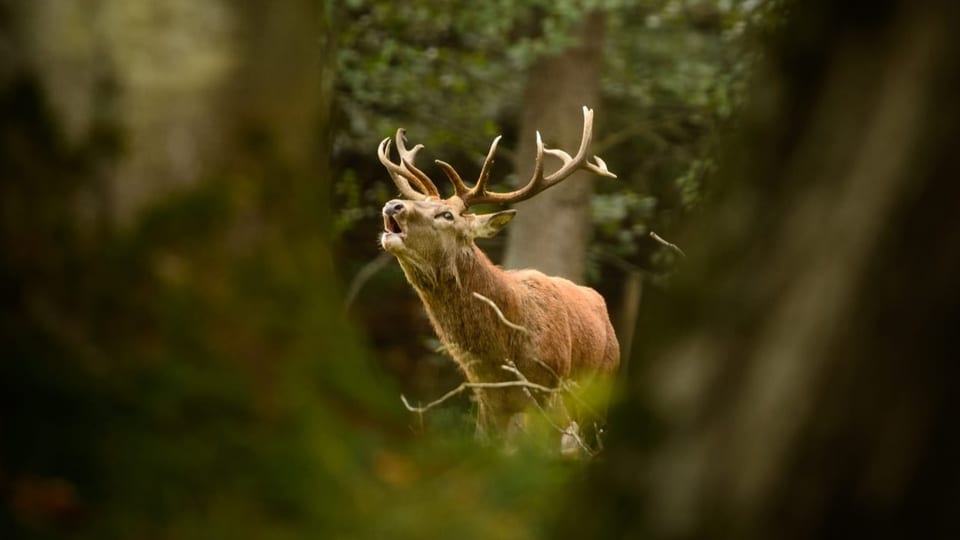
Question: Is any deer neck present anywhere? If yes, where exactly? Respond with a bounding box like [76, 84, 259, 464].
[400, 243, 506, 296]
[401, 243, 518, 369]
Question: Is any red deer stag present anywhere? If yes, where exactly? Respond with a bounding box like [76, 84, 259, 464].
[379, 107, 619, 446]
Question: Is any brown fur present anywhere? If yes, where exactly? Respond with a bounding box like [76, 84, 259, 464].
[382, 197, 619, 435]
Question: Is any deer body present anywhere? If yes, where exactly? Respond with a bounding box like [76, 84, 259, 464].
[378, 107, 619, 438]
[391, 234, 619, 432]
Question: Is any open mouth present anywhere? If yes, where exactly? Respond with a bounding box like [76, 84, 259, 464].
[383, 215, 404, 236]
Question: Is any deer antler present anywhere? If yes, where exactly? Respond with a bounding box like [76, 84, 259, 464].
[378, 129, 441, 200]
[435, 106, 616, 208]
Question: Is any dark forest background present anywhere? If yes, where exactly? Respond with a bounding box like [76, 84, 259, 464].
[2, 0, 958, 538]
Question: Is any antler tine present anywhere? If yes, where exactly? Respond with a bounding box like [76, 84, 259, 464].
[378, 130, 445, 200]
[586, 155, 615, 177]
[436, 134, 503, 201]
[471, 135, 502, 197]
[528, 130, 547, 194]
[395, 129, 441, 197]
[435, 160, 471, 199]
[378, 137, 430, 201]
[459, 106, 616, 208]
[541, 106, 595, 184]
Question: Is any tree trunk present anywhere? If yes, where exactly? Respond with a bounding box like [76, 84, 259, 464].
[1, 2, 340, 536]
[564, 1, 960, 538]
[502, 12, 606, 283]
[17, 0, 323, 225]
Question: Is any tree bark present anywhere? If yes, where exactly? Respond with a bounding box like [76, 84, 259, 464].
[563, 1, 960, 538]
[502, 12, 606, 283]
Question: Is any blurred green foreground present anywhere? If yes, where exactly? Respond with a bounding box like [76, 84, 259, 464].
[3, 1, 960, 539]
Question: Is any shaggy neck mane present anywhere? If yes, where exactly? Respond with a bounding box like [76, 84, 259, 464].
[399, 243, 521, 369]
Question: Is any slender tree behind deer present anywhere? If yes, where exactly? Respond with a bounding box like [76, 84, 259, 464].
[503, 12, 606, 283]
[377, 107, 619, 442]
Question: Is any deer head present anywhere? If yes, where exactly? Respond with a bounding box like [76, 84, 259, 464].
[381, 198, 515, 271]
[379, 106, 616, 274]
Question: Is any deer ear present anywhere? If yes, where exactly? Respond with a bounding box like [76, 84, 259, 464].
[473, 210, 516, 238]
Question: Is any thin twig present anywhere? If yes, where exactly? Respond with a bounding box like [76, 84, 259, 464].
[650, 231, 686, 258]
[401, 378, 559, 414]
[403, 291, 601, 456]
[504, 360, 595, 457]
[476, 294, 597, 456]
[472, 292, 530, 334]
[525, 355, 602, 421]
[530, 356, 561, 382]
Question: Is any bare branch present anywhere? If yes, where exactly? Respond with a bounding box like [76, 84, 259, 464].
[530, 356, 561, 382]
[401, 378, 560, 414]
[476, 292, 604, 441]
[650, 230, 686, 258]
[499, 365, 564, 394]
[523, 356, 603, 422]
[503, 359, 595, 457]
[403, 291, 602, 456]
[472, 292, 530, 335]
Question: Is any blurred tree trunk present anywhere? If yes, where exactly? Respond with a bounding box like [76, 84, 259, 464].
[502, 12, 606, 283]
[1, 2, 347, 537]
[16, 0, 324, 226]
[564, 0, 960, 538]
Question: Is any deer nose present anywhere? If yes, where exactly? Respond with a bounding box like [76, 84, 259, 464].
[383, 200, 405, 216]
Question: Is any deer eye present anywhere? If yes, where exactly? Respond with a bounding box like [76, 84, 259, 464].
[435, 211, 454, 221]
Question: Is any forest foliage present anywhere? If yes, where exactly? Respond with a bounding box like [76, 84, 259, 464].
[335, 1, 773, 397]
[9, 1, 913, 539]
